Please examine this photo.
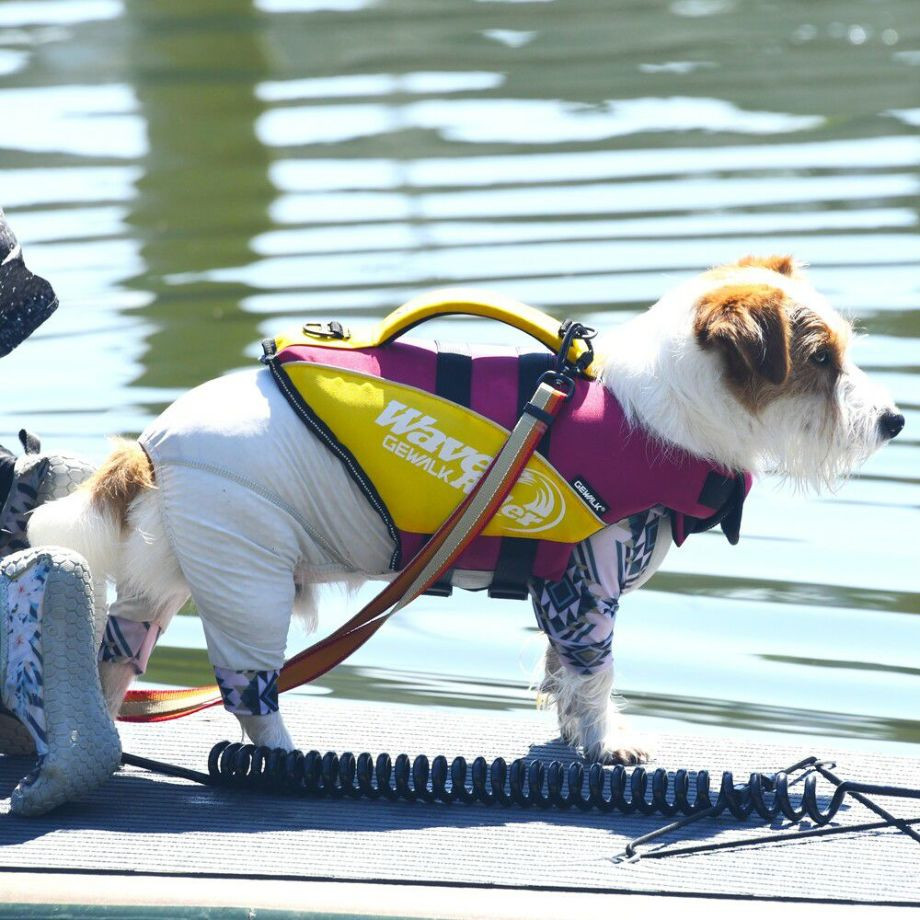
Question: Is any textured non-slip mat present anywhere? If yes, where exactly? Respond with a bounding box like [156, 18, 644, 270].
[1, 698, 918, 904]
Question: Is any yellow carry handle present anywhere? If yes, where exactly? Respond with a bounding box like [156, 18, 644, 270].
[272, 287, 599, 379]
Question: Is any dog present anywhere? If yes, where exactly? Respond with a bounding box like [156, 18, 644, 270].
[28, 255, 904, 764]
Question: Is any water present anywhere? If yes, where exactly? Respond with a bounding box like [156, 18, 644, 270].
[0, 0, 917, 756]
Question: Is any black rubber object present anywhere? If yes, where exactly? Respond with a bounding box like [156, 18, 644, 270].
[205, 743, 874, 825]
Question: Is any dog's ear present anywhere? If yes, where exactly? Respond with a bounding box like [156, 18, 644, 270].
[694, 283, 791, 387]
[734, 254, 798, 277]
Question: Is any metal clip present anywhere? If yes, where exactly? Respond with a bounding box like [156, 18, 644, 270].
[556, 319, 597, 376]
[302, 320, 350, 340]
[609, 850, 642, 866]
[536, 369, 576, 401]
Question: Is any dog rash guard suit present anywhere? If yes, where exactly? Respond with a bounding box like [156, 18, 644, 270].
[128, 368, 673, 717]
[529, 506, 670, 676]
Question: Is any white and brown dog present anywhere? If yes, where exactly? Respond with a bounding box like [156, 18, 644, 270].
[29, 255, 904, 763]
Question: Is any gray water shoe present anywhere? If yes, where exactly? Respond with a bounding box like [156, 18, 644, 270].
[0, 547, 121, 816]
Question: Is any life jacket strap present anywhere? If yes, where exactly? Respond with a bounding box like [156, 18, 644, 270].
[488, 351, 555, 600]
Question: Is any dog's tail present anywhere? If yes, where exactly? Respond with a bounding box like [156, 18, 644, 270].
[28, 439, 154, 581]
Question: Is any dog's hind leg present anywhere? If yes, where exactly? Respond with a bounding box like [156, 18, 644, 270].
[166, 520, 300, 750]
[199, 558, 298, 752]
[175, 548, 298, 750]
[97, 585, 189, 717]
[137, 460, 335, 751]
[235, 708, 293, 750]
[92, 487, 191, 714]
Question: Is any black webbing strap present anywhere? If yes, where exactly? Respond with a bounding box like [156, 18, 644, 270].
[519, 352, 554, 459]
[427, 343, 475, 596]
[489, 352, 555, 601]
[434, 342, 473, 411]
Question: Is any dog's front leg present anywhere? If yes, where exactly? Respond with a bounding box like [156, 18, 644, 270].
[541, 643, 651, 766]
[532, 556, 652, 765]
[571, 664, 651, 766]
[235, 711, 293, 750]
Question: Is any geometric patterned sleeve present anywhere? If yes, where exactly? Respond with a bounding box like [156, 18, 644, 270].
[529, 538, 620, 676]
[529, 508, 667, 677]
[214, 666, 280, 716]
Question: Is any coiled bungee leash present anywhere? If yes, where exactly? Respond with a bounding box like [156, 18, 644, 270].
[121, 744, 920, 863]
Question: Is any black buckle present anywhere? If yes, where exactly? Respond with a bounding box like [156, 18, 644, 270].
[487, 583, 530, 601]
[302, 320, 350, 340]
[535, 320, 596, 403]
[556, 319, 597, 374]
[556, 319, 597, 377]
[423, 580, 454, 598]
[536, 369, 575, 401]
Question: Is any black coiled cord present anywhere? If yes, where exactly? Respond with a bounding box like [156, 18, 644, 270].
[207, 742, 850, 825]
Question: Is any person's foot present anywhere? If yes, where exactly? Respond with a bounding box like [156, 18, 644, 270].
[1, 548, 121, 816]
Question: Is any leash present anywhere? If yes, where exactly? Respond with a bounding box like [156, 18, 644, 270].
[118, 323, 596, 722]
[122, 743, 920, 860]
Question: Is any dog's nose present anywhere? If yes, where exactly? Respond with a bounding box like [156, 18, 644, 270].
[879, 410, 905, 440]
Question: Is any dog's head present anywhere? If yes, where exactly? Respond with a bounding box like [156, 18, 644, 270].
[602, 255, 903, 488]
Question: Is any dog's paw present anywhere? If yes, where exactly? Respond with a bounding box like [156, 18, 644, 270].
[237, 711, 295, 751]
[584, 736, 653, 766]
[555, 710, 580, 748]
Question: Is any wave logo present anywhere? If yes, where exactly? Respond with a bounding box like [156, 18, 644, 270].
[499, 468, 566, 534]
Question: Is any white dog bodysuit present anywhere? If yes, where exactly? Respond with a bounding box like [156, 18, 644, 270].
[116, 366, 682, 716]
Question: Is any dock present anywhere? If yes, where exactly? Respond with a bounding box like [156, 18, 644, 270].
[1, 697, 918, 916]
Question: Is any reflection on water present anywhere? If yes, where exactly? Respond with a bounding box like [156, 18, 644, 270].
[0, 0, 917, 755]
[0, 84, 145, 157]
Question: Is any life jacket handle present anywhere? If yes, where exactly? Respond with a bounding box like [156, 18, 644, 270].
[272, 287, 600, 379]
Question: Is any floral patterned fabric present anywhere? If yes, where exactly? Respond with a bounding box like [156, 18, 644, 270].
[1, 559, 50, 755]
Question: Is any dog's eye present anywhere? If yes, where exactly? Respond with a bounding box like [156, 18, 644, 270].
[811, 347, 831, 366]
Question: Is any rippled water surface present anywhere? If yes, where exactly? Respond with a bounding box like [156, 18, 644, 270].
[1, 0, 917, 755]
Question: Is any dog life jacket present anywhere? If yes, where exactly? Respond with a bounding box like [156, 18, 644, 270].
[261, 291, 751, 599]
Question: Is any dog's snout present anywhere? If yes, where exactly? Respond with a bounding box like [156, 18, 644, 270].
[879, 410, 905, 440]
